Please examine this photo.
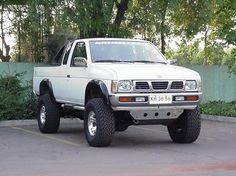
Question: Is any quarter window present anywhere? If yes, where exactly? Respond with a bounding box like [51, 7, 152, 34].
[63, 42, 73, 65]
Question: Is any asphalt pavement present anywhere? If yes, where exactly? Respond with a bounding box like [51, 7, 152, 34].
[0, 119, 236, 176]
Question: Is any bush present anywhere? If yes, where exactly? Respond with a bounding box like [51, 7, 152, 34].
[200, 101, 236, 117]
[0, 72, 37, 120]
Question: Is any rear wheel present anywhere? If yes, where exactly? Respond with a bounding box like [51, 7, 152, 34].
[84, 98, 115, 147]
[167, 107, 201, 143]
[37, 94, 60, 133]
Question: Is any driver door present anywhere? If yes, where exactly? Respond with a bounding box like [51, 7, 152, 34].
[67, 42, 90, 105]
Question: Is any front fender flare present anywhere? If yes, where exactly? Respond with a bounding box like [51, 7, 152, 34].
[85, 80, 110, 105]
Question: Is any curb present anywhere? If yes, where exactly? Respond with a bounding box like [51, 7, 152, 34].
[0, 118, 81, 127]
[0, 119, 36, 127]
[0, 115, 236, 127]
[201, 114, 236, 123]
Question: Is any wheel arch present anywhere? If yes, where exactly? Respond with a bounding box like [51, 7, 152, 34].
[85, 80, 110, 105]
[39, 79, 55, 100]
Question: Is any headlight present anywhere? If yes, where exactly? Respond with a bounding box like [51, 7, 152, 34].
[185, 80, 197, 91]
[111, 80, 133, 93]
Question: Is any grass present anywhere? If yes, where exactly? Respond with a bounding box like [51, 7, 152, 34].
[200, 101, 236, 117]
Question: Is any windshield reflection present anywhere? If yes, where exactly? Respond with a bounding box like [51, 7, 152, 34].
[89, 40, 167, 64]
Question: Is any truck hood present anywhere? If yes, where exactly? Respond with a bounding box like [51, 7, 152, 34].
[92, 63, 201, 80]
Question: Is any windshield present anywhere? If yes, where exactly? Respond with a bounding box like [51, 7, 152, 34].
[89, 40, 167, 64]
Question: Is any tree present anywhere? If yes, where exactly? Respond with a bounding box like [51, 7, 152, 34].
[128, 0, 175, 54]
[1, 0, 235, 67]
[214, 0, 236, 46]
[171, 0, 218, 65]
[63, 0, 130, 38]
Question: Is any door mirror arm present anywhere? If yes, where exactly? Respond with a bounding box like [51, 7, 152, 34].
[167, 59, 177, 65]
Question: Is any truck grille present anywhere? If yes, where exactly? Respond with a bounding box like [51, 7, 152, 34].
[171, 81, 184, 89]
[135, 82, 150, 89]
[134, 80, 184, 92]
[151, 81, 168, 90]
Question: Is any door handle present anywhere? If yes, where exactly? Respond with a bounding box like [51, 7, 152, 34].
[67, 74, 70, 78]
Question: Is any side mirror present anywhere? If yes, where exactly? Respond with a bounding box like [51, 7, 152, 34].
[168, 59, 177, 65]
[73, 57, 87, 67]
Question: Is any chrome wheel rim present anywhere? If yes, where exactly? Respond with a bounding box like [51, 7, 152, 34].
[40, 105, 46, 125]
[88, 111, 97, 136]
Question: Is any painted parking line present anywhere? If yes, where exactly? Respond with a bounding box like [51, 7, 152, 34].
[11, 126, 81, 147]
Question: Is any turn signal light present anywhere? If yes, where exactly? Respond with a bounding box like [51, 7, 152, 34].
[119, 97, 133, 102]
[119, 97, 147, 102]
[186, 95, 199, 101]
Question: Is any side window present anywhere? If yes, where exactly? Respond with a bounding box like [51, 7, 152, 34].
[51, 46, 65, 65]
[63, 42, 73, 65]
[71, 42, 87, 66]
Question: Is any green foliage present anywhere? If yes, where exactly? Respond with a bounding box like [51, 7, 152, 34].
[1, 0, 236, 73]
[213, 0, 236, 46]
[0, 72, 37, 120]
[223, 48, 236, 74]
[170, 41, 201, 65]
[173, 0, 216, 37]
[2, 0, 131, 62]
[200, 101, 236, 117]
[167, 41, 235, 67]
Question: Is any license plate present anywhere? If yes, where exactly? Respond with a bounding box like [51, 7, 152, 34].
[149, 95, 172, 104]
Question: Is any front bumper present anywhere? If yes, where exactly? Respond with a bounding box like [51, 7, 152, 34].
[109, 92, 202, 111]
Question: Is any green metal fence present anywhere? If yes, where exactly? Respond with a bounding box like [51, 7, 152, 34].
[0, 63, 236, 102]
[187, 65, 236, 102]
[0, 62, 36, 83]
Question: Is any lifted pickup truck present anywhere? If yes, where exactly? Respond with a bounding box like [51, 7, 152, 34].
[33, 38, 202, 147]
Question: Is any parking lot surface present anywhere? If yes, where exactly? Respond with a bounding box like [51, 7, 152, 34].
[0, 119, 236, 176]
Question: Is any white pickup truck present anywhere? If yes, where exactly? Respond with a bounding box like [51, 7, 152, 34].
[33, 38, 202, 147]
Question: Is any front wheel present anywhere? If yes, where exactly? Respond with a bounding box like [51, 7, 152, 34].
[167, 107, 201, 143]
[84, 98, 115, 147]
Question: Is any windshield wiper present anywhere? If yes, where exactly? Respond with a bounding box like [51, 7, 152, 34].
[154, 61, 168, 64]
[133, 60, 167, 64]
[133, 60, 156, 63]
[94, 60, 167, 64]
[94, 60, 134, 63]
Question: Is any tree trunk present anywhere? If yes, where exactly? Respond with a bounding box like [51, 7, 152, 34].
[18, 10, 21, 62]
[112, 0, 129, 36]
[160, 29, 166, 55]
[160, 0, 168, 55]
[203, 26, 208, 65]
[0, 4, 11, 62]
[113, 0, 129, 26]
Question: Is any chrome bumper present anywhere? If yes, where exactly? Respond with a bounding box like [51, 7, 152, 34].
[109, 92, 202, 111]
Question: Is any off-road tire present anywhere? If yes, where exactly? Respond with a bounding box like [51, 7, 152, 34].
[37, 94, 60, 133]
[84, 98, 115, 147]
[167, 107, 201, 143]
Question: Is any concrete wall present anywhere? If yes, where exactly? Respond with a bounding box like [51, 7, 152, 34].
[0, 62, 236, 102]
